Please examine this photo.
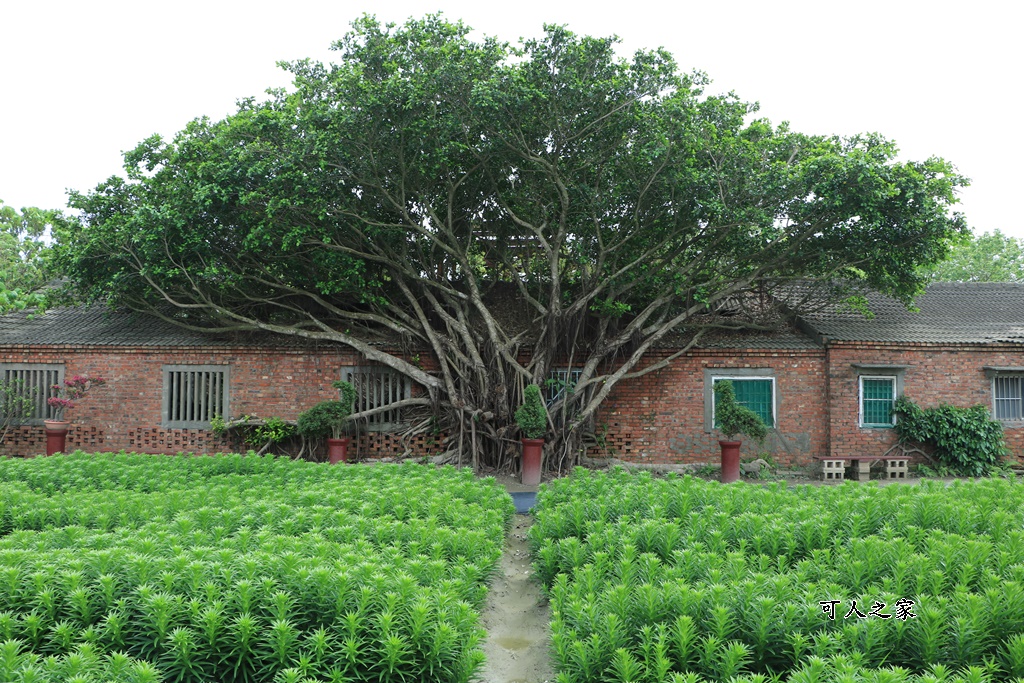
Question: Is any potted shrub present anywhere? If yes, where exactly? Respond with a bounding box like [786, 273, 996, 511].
[515, 384, 548, 485]
[297, 380, 357, 464]
[44, 375, 107, 456]
[713, 380, 768, 483]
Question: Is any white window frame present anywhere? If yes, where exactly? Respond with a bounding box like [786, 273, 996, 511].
[341, 365, 411, 431]
[859, 375, 897, 428]
[710, 376, 777, 428]
[0, 363, 65, 424]
[162, 364, 230, 429]
[546, 368, 583, 407]
[702, 368, 778, 433]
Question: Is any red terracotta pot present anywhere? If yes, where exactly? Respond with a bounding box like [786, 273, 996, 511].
[44, 420, 70, 456]
[719, 440, 741, 483]
[327, 437, 350, 464]
[521, 438, 544, 486]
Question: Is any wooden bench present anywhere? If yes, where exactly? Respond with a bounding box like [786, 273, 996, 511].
[813, 456, 909, 482]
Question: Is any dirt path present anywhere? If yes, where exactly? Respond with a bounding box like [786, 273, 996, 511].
[479, 514, 554, 683]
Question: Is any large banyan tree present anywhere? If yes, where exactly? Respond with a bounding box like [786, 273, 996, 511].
[57, 16, 968, 471]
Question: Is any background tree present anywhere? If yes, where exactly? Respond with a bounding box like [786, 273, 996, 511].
[920, 229, 1023, 282]
[0, 200, 56, 313]
[55, 16, 969, 471]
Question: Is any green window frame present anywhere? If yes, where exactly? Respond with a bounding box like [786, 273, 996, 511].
[860, 376, 896, 427]
[713, 377, 775, 428]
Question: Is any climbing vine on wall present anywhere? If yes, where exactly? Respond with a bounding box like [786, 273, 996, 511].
[893, 396, 1008, 476]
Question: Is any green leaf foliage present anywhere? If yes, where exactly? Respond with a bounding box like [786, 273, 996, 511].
[893, 396, 1008, 476]
[515, 384, 548, 439]
[0, 200, 59, 315]
[921, 230, 1024, 283]
[246, 416, 296, 449]
[713, 380, 769, 441]
[296, 383, 356, 441]
[52, 14, 971, 470]
[0, 453, 515, 682]
[532, 467, 1024, 683]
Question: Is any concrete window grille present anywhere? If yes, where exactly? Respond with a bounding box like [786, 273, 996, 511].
[341, 366, 410, 431]
[162, 365, 229, 429]
[1, 363, 64, 424]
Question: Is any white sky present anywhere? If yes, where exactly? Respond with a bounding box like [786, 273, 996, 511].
[2, 0, 1021, 237]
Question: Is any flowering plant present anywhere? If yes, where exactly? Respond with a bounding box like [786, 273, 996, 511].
[47, 375, 107, 421]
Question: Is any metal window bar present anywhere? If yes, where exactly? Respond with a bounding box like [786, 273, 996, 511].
[733, 379, 774, 427]
[862, 378, 895, 425]
[995, 376, 1023, 420]
[342, 366, 410, 429]
[547, 369, 583, 407]
[1, 364, 64, 423]
[713, 378, 775, 428]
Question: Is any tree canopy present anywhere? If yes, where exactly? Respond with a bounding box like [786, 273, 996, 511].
[56, 16, 969, 470]
[920, 229, 1023, 282]
[0, 200, 57, 314]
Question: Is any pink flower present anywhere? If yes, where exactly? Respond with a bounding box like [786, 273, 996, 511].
[46, 375, 107, 420]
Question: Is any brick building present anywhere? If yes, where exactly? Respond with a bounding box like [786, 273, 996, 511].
[1, 283, 1022, 465]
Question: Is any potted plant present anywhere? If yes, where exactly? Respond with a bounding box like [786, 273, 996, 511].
[44, 375, 107, 456]
[297, 380, 357, 464]
[713, 380, 768, 483]
[515, 384, 548, 485]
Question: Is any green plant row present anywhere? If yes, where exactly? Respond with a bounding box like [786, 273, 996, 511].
[531, 469, 1024, 683]
[646, 654, 1024, 683]
[0, 640, 161, 683]
[0, 454, 515, 682]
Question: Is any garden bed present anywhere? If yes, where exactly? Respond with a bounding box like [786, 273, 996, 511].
[0, 452, 514, 682]
[531, 467, 1024, 682]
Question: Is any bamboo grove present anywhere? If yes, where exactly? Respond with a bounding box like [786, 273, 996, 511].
[0, 453, 514, 682]
[531, 469, 1024, 682]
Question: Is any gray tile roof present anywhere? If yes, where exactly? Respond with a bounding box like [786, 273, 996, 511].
[5, 282, 1022, 349]
[693, 325, 821, 350]
[800, 282, 1024, 344]
[0, 306, 238, 346]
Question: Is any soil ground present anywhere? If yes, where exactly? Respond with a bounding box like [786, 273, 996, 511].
[479, 513, 554, 683]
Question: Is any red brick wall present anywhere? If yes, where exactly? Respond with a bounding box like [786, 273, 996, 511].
[591, 348, 828, 467]
[0, 345, 433, 458]
[827, 342, 1024, 462]
[4, 341, 1021, 466]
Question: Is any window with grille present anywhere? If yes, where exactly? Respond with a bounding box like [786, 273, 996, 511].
[860, 376, 896, 427]
[712, 377, 776, 428]
[546, 368, 583, 407]
[162, 365, 229, 429]
[0, 363, 64, 424]
[994, 376, 1023, 421]
[341, 366, 411, 430]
